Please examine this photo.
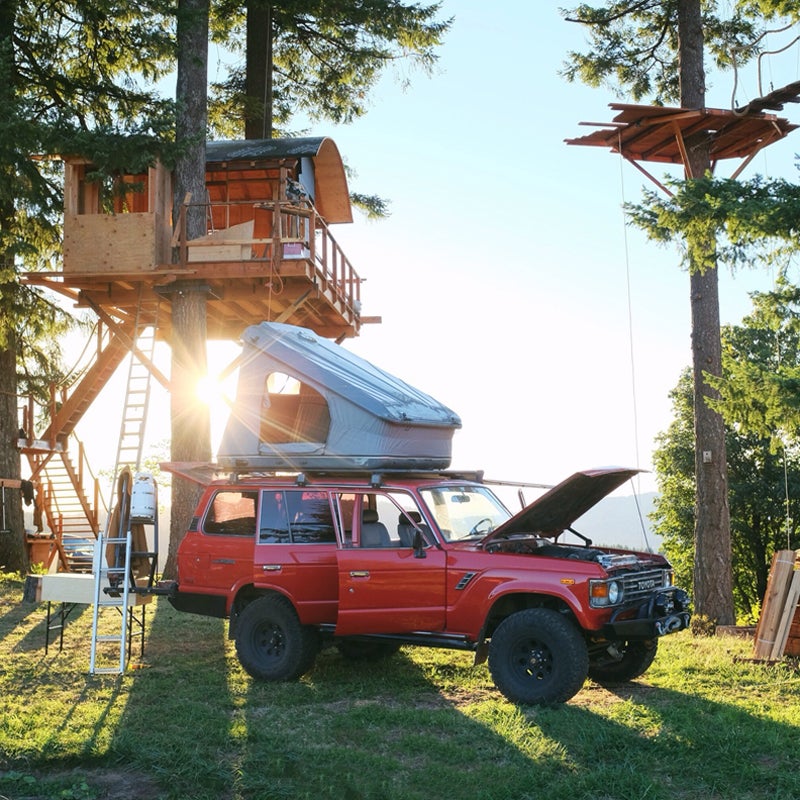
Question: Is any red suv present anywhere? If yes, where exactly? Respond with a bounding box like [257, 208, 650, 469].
[165, 465, 689, 705]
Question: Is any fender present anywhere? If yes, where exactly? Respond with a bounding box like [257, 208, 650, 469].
[446, 566, 597, 639]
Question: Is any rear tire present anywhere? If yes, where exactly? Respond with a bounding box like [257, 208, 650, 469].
[588, 639, 658, 684]
[488, 608, 588, 705]
[235, 595, 318, 681]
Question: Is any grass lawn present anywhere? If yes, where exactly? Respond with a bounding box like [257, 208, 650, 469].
[0, 572, 798, 800]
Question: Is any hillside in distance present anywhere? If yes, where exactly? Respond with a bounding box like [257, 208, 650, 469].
[574, 491, 661, 552]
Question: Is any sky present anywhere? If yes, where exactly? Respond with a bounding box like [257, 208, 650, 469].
[72, 1, 800, 506]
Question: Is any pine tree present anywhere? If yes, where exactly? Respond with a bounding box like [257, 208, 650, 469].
[0, 0, 173, 571]
[560, 1, 800, 625]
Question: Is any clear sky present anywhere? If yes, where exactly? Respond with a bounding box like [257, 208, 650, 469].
[73, 1, 800, 502]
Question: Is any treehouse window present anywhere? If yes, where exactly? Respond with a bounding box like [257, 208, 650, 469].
[259, 372, 330, 445]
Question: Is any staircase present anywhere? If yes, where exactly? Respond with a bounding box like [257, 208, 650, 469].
[20, 303, 163, 573]
[24, 440, 104, 572]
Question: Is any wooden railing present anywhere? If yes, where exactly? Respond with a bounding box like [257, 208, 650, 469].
[175, 197, 362, 318]
[20, 387, 106, 539]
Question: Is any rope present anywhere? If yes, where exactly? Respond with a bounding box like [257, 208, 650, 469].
[617, 130, 652, 553]
[729, 20, 800, 112]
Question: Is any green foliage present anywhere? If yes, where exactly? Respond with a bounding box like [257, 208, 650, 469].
[208, 0, 452, 135]
[560, 1, 763, 104]
[349, 191, 391, 220]
[708, 281, 800, 446]
[626, 175, 800, 273]
[652, 314, 800, 621]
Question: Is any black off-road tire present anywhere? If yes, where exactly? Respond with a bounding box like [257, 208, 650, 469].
[488, 608, 589, 705]
[588, 639, 658, 684]
[234, 595, 318, 682]
[336, 639, 401, 662]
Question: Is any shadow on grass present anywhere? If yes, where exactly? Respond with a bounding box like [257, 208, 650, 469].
[105, 599, 236, 796]
[11, 602, 93, 654]
[531, 682, 800, 799]
[64, 598, 800, 800]
[0, 588, 62, 650]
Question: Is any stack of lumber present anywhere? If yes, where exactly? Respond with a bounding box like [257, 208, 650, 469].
[753, 550, 800, 661]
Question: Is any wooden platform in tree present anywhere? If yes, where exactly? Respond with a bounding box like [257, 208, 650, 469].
[566, 101, 798, 182]
[26, 242, 367, 342]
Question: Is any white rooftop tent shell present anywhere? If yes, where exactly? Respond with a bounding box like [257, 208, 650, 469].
[217, 323, 462, 471]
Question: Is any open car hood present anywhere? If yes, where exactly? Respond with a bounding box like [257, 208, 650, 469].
[482, 467, 640, 544]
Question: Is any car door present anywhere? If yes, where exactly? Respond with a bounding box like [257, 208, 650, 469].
[335, 491, 447, 636]
[254, 488, 338, 625]
[180, 488, 257, 597]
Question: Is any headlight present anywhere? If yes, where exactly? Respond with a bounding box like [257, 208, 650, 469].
[589, 579, 623, 608]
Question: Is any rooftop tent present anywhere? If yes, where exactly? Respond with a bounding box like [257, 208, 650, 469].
[217, 322, 462, 471]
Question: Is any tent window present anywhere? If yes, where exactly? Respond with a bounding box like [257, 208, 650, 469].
[260, 372, 330, 444]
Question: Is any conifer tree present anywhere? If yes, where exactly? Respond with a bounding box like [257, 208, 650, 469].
[0, 0, 173, 571]
[561, 1, 800, 625]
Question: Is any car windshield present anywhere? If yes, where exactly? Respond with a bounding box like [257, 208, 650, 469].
[419, 485, 511, 541]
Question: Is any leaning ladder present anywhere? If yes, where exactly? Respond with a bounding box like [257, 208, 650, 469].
[112, 296, 159, 478]
[88, 479, 134, 674]
[89, 293, 158, 674]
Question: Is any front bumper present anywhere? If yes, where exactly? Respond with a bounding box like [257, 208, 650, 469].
[600, 587, 691, 640]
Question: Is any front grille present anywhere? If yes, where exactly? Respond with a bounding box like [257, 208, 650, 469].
[620, 569, 670, 604]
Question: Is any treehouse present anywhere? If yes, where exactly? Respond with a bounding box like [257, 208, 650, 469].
[30, 136, 369, 341]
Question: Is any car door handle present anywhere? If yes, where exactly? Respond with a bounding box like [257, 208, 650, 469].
[211, 558, 235, 564]
[349, 570, 370, 578]
[262, 564, 282, 572]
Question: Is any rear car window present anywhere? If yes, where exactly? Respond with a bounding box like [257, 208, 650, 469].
[203, 491, 257, 536]
[259, 490, 336, 544]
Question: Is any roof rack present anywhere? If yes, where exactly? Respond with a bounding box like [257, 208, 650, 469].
[160, 461, 489, 487]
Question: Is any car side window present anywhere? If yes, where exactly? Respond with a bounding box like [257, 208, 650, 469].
[259, 490, 336, 544]
[203, 491, 257, 536]
[351, 492, 429, 548]
[258, 491, 291, 543]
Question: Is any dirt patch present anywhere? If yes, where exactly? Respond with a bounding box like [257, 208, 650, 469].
[2, 766, 164, 800]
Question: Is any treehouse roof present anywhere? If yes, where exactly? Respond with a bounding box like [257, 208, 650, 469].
[205, 136, 352, 223]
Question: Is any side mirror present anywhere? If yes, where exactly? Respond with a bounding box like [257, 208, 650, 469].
[413, 529, 426, 559]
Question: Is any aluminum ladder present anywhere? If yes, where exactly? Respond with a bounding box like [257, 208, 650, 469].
[89, 292, 159, 674]
[88, 478, 134, 675]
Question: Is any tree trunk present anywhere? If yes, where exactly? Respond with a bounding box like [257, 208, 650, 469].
[0, 325, 26, 573]
[173, 0, 210, 239]
[0, 0, 26, 573]
[164, 284, 210, 578]
[165, 0, 211, 579]
[245, 1, 273, 139]
[678, 0, 735, 625]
